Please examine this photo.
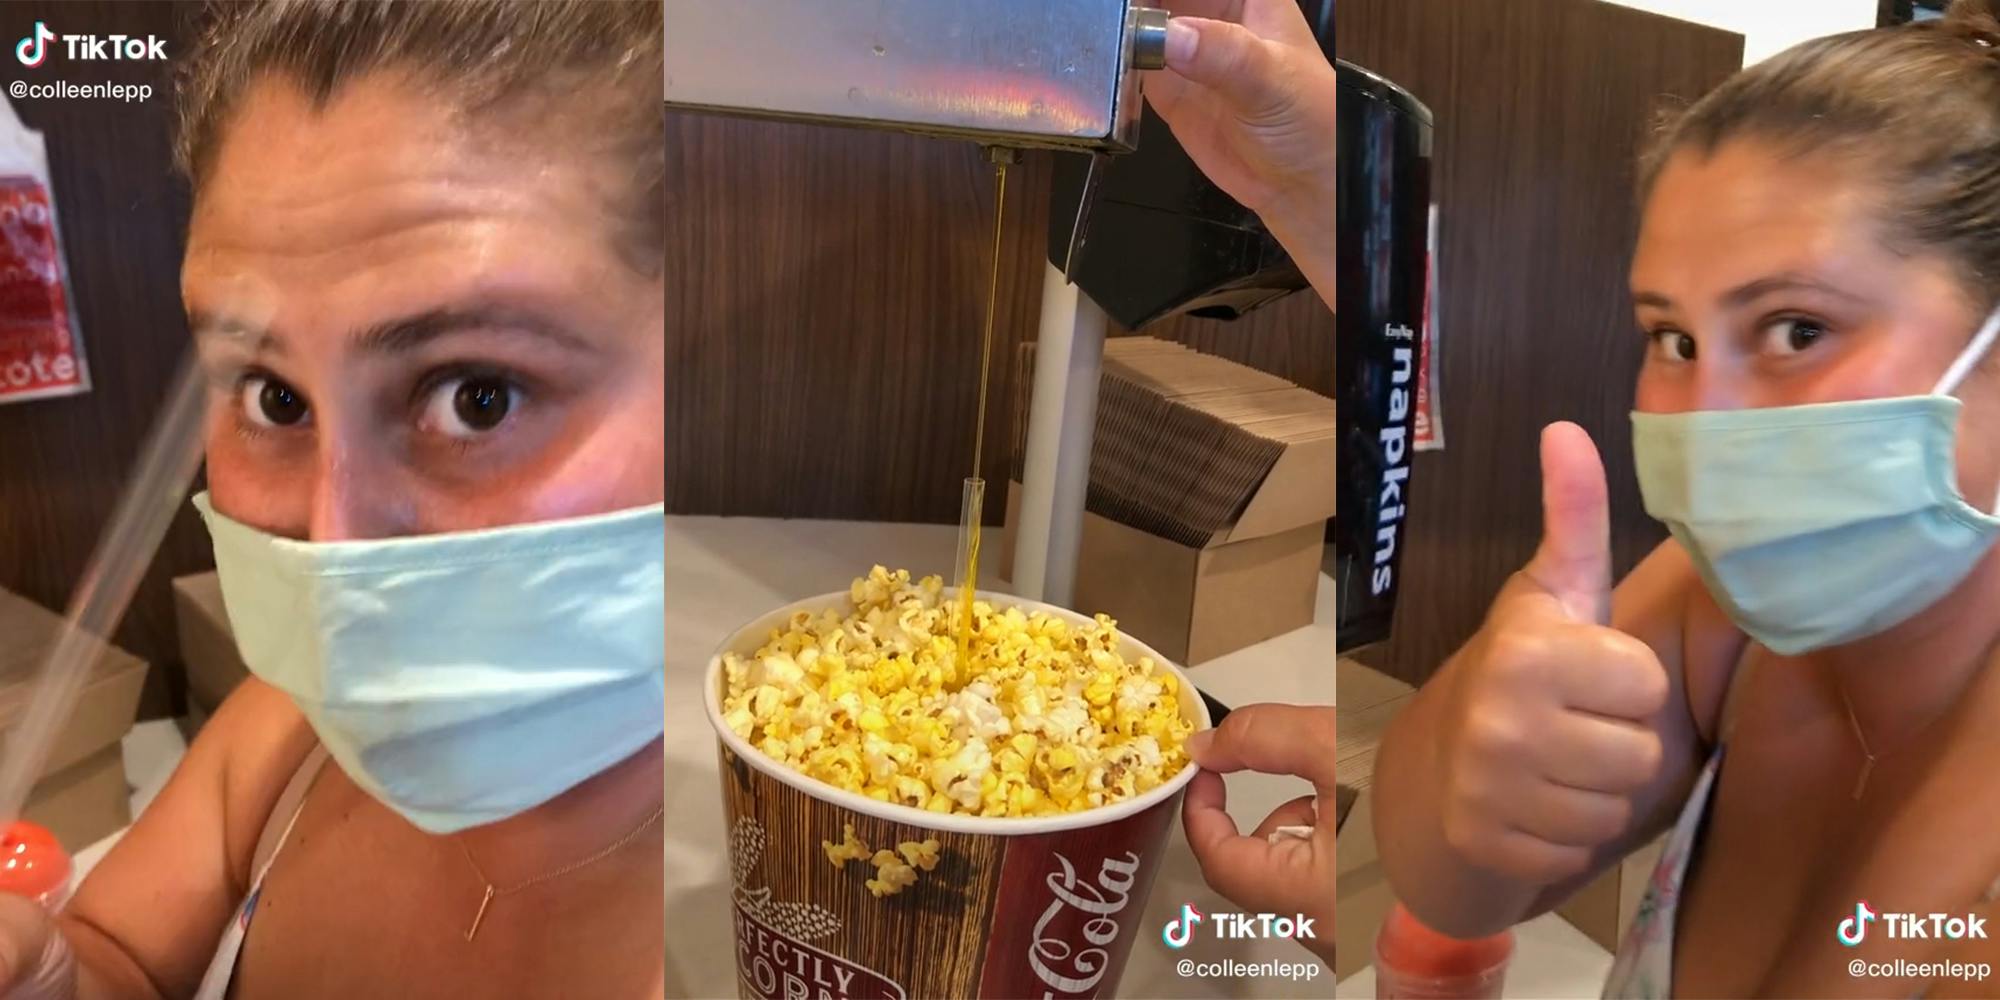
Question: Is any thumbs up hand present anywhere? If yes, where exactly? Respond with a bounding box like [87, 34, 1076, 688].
[1431, 423, 1672, 886]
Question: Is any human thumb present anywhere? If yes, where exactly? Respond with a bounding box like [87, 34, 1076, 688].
[1523, 422, 1613, 624]
[1162, 16, 1295, 121]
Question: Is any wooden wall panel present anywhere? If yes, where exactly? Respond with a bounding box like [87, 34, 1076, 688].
[1339, 0, 1743, 685]
[0, 1, 202, 717]
[666, 113, 1332, 524]
[666, 115, 1049, 523]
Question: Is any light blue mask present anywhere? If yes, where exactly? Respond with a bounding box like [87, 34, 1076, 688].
[1632, 307, 2000, 656]
[194, 494, 666, 834]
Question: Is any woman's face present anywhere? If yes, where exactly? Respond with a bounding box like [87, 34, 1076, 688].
[1631, 140, 1999, 503]
[183, 74, 664, 541]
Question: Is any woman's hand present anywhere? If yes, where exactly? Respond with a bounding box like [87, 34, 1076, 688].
[1371, 425, 1718, 940]
[1182, 702, 1337, 968]
[1422, 425, 1670, 888]
[1147, 1, 1336, 293]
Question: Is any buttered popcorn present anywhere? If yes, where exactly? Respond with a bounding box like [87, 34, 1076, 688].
[866, 850, 918, 898]
[822, 823, 870, 868]
[821, 825, 941, 898]
[722, 567, 1193, 818]
[896, 839, 941, 872]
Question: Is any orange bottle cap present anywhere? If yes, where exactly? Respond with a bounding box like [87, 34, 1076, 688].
[0, 821, 70, 902]
[1376, 903, 1514, 979]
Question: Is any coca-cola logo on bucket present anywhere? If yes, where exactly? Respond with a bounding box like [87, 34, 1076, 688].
[1025, 851, 1141, 999]
[977, 799, 1175, 1000]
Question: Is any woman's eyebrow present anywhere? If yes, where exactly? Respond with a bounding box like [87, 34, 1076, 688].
[190, 310, 281, 355]
[1720, 272, 1867, 308]
[186, 306, 598, 358]
[352, 307, 596, 355]
[1632, 274, 1869, 312]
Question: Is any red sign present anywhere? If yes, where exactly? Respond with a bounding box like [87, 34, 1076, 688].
[975, 796, 1177, 999]
[0, 175, 85, 403]
[1414, 204, 1442, 451]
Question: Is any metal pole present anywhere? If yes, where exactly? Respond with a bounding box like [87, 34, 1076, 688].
[1013, 261, 1107, 607]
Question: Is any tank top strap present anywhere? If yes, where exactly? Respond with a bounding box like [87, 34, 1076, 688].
[194, 743, 328, 1000]
[1715, 646, 1760, 747]
[250, 743, 329, 880]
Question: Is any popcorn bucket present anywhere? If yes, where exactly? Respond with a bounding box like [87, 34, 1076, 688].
[704, 590, 1210, 1000]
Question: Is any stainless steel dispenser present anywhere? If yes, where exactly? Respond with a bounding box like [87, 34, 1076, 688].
[663, 1, 1170, 153]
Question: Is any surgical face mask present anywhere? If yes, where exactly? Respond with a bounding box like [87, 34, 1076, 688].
[195, 494, 666, 834]
[1632, 306, 2000, 656]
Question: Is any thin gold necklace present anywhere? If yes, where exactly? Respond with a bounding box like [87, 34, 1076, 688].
[1834, 641, 2000, 800]
[457, 805, 665, 942]
[1831, 677, 1878, 801]
[1831, 675, 1956, 802]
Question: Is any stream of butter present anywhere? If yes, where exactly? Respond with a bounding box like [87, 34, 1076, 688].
[956, 156, 1011, 666]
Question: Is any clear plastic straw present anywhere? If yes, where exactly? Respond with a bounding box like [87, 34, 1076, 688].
[0, 351, 207, 829]
[953, 154, 1008, 671]
[953, 477, 986, 669]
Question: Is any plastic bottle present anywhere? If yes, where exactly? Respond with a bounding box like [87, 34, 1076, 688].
[0, 821, 72, 912]
[1375, 902, 1513, 1000]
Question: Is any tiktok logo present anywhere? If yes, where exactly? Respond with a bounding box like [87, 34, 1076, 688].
[15, 22, 53, 68]
[1837, 902, 1986, 945]
[1839, 900, 1879, 947]
[1162, 903, 1203, 950]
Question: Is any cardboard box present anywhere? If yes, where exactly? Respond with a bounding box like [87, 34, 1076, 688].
[22, 744, 128, 852]
[0, 587, 147, 851]
[172, 572, 248, 723]
[1001, 338, 1337, 664]
[1000, 485, 1322, 665]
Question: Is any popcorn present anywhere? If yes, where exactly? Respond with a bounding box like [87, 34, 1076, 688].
[897, 839, 942, 872]
[822, 823, 870, 868]
[827, 830, 937, 889]
[722, 567, 1194, 818]
[866, 849, 919, 897]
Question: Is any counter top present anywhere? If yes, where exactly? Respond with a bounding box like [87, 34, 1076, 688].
[663, 515, 1337, 999]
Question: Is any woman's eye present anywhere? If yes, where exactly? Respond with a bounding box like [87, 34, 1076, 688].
[420, 374, 518, 438]
[1762, 318, 1827, 356]
[239, 375, 310, 429]
[1649, 330, 1697, 362]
